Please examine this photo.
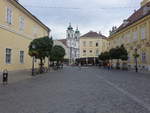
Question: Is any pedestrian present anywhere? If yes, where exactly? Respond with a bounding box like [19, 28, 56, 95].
[78, 63, 81, 70]
[107, 62, 110, 70]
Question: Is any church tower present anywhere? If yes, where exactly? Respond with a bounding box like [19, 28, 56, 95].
[74, 26, 80, 40]
[66, 23, 80, 64]
[66, 23, 74, 39]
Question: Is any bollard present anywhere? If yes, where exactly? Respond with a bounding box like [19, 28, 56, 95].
[3, 69, 8, 85]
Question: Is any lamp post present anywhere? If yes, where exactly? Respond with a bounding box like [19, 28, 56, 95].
[134, 48, 139, 72]
[32, 44, 35, 76]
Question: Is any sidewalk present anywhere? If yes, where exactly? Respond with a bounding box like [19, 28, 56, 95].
[0, 69, 32, 84]
[0, 68, 59, 85]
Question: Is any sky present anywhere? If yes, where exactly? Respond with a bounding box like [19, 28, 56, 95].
[19, 0, 141, 39]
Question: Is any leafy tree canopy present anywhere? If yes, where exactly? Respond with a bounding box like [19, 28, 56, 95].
[29, 36, 53, 60]
[50, 45, 65, 62]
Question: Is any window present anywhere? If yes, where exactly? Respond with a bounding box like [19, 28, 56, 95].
[141, 52, 146, 63]
[19, 16, 25, 31]
[33, 27, 38, 37]
[83, 50, 86, 53]
[89, 41, 93, 47]
[133, 30, 138, 41]
[6, 7, 13, 24]
[96, 49, 99, 56]
[83, 41, 86, 47]
[6, 48, 12, 64]
[141, 27, 146, 40]
[68, 34, 70, 38]
[96, 42, 99, 47]
[20, 51, 24, 64]
[83, 50, 86, 56]
[89, 50, 92, 53]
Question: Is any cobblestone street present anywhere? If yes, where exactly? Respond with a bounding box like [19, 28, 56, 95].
[0, 67, 150, 113]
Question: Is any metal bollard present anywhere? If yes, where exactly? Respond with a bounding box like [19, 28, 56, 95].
[3, 69, 8, 85]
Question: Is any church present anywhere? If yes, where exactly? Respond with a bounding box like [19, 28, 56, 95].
[66, 23, 80, 64]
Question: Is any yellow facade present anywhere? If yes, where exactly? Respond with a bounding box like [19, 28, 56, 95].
[108, 1, 150, 71]
[0, 0, 50, 71]
[80, 32, 108, 58]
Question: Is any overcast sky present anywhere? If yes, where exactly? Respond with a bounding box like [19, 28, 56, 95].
[19, 0, 141, 39]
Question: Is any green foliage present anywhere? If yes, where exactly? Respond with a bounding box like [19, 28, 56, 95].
[120, 45, 128, 61]
[133, 53, 140, 58]
[109, 48, 117, 59]
[109, 45, 128, 61]
[28, 36, 53, 60]
[50, 45, 65, 62]
[99, 51, 110, 61]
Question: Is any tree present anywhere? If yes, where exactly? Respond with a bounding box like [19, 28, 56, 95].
[99, 51, 110, 67]
[29, 36, 53, 73]
[50, 45, 65, 63]
[109, 45, 128, 69]
[120, 45, 128, 61]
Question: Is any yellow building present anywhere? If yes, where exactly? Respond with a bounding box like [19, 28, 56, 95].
[79, 31, 108, 64]
[108, 0, 150, 71]
[0, 0, 50, 71]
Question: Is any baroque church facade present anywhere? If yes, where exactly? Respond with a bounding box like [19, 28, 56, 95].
[66, 24, 80, 64]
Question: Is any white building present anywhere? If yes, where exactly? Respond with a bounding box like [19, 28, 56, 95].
[66, 23, 80, 64]
[54, 39, 70, 61]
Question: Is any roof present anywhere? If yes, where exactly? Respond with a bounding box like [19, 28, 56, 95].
[67, 24, 73, 30]
[80, 31, 107, 39]
[11, 0, 50, 32]
[112, 1, 150, 36]
[57, 39, 68, 47]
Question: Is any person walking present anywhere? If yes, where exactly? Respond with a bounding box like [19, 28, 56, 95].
[78, 63, 81, 70]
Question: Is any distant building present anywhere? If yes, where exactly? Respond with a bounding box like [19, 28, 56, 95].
[66, 23, 80, 64]
[54, 39, 70, 63]
[79, 31, 108, 65]
[108, 0, 150, 71]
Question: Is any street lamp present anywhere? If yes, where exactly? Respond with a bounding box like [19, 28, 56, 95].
[134, 48, 139, 72]
[32, 44, 36, 76]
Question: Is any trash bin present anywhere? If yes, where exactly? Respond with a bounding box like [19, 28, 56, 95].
[3, 69, 8, 85]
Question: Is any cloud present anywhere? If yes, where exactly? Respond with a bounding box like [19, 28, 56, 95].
[19, 0, 141, 39]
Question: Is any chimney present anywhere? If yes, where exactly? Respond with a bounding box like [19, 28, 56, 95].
[143, 6, 150, 15]
[123, 19, 129, 26]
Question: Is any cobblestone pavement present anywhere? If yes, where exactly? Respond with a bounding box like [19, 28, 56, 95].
[0, 67, 150, 113]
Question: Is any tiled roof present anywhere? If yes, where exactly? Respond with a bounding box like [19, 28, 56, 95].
[57, 39, 68, 47]
[81, 31, 107, 39]
[114, 1, 150, 34]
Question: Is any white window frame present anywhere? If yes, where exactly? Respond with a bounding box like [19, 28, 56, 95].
[20, 51, 24, 64]
[19, 16, 25, 31]
[141, 27, 146, 40]
[89, 41, 93, 47]
[141, 52, 146, 63]
[83, 41, 86, 47]
[96, 49, 99, 56]
[6, 7, 13, 24]
[133, 30, 138, 41]
[5, 48, 12, 64]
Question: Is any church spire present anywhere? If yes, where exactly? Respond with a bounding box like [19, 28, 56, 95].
[75, 26, 80, 34]
[68, 23, 73, 30]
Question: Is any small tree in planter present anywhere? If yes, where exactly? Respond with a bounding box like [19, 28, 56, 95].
[120, 45, 128, 70]
[29, 36, 53, 73]
[109, 45, 128, 69]
[99, 51, 110, 67]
